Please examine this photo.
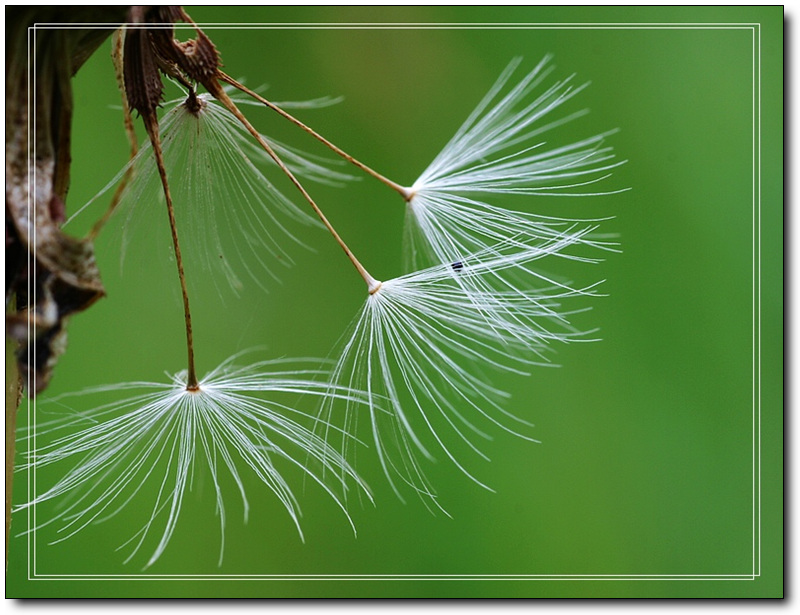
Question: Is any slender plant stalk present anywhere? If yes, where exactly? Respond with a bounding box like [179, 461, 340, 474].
[219, 72, 413, 203]
[88, 29, 139, 241]
[210, 84, 382, 294]
[141, 114, 199, 390]
[5, 325, 22, 570]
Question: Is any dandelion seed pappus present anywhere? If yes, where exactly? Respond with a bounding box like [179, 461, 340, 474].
[9, 10, 626, 570]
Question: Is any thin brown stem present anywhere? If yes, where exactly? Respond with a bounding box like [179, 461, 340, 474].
[88, 28, 139, 240]
[219, 72, 414, 202]
[142, 113, 199, 390]
[210, 83, 382, 293]
[5, 320, 22, 571]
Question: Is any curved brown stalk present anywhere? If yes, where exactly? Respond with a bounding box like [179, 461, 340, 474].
[218, 72, 413, 202]
[141, 112, 199, 390]
[89, 28, 139, 240]
[209, 82, 382, 294]
[6, 325, 22, 571]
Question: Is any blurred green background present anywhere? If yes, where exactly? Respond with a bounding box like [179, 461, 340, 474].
[7, 5, 782, 598]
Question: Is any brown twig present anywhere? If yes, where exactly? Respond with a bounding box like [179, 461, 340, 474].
[6, 326, 23, 571]
[142, 113, 200, 390]
[89, 28, 140, 241]
[219, 72, 413, 202]
[209, 82, 382, 294]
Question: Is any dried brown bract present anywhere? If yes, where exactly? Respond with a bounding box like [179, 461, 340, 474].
[122, 6, 221, 119]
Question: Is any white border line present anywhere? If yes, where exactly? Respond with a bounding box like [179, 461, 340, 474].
[25, 21, 763, 583]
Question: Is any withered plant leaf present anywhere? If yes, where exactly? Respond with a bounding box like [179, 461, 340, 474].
[5, 7, 127, 395]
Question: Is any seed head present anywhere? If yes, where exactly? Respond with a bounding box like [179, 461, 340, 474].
[20, 354, 370, 568]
